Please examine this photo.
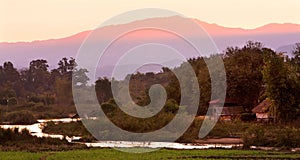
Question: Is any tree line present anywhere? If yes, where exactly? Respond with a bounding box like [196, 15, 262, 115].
[0, 57, 89, 107]
[1, 41, 300, 123]
[96, 41, 300, 123]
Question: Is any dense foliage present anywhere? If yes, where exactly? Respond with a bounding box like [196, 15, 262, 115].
[1, 41, 300, 125]
[0, 128, 86, 151]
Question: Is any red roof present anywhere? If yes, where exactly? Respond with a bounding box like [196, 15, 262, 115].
[252, 98, 272, 113]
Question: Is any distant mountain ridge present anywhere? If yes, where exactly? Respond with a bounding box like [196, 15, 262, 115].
[276, 43, 298, 56]
[194, 19, 300, 36]
[0, 16, 299, 75]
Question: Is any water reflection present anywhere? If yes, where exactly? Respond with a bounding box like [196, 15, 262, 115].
[0, 118, 243, 149]
[0, 118, 81, 142]
[84, 141, 243, 149]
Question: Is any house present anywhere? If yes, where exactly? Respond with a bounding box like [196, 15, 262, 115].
[252, 98, 273, 122]
[208, 99, 244, 121]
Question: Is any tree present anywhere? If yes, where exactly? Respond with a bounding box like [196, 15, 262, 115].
[53, 57, 89, 104]
[188, 57, 212, 115]
[2, 62, 20, 83]
[0, 62, 22, 97]
[57, 57, 76, 79]
[291, 43, 300, 74]
[72, 68, 89, 87]
[164, 99, 179, 113]
[290, 43, 300, 114]
[54, 77, 73, 105]
[26, 59, 50, 93]
[95, 77, 113, 104]
[262, 53, 299, 122]
[49, 69, 61, 91]
[0, 88, 17, 105]
[224, 41, 266, 110]
[166, 73, 180, 104]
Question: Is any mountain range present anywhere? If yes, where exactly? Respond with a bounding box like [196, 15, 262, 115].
[0, 16, 299, 77]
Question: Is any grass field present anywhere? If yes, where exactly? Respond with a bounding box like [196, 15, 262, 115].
[1, 149, 300, 160]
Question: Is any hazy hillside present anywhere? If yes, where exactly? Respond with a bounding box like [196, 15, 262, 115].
[277, 43, 298, 56]
[0, 16, 299, 76]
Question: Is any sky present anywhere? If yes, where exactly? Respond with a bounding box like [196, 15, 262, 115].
[0, 0, 299, 42]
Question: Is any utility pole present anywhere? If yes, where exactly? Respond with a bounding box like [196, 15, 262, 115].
[6, 99, 8, 116]
[5, 97, 17, 116]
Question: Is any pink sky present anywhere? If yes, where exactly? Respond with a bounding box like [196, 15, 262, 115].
[0, 0, 300, 42]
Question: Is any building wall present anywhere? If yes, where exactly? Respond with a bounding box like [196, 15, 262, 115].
[256, 113, 268, 119]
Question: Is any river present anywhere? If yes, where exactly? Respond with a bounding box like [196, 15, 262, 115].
[0, 118, 81, 142]
[0, 118, 243, 149]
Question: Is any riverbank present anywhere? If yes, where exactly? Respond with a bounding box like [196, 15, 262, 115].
[194, 138, 243, 144]
[0, 120, 244, 151]
[41, 119, 300, 150]
[0, 118, 81, 142]
[1, 118, 300, 152]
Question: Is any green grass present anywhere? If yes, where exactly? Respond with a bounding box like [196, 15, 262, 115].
[0, 149, 299, 160]
[0, 151, 44, 160]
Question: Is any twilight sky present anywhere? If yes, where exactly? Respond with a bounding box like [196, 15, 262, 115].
[0, 0, 299, 42]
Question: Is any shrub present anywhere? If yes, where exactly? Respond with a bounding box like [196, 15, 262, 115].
[0, 128, 86, 151]
[164, 99, 179, 113]
[31, 102, 48, 112]
[101, 102, 117, 114]
[4, 111, 37, 125]
[242, 124, 269, 148]
[242, 125, 300, 148]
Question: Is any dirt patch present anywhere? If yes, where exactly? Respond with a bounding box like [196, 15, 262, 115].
[194, 138, 243, 144]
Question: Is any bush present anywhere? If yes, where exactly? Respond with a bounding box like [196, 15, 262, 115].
[242, 124, 269, 148]
[164, 99, 179, 113]
[4, 111, 37, 125]
[0, 128, 86, 152]
[43, 121, 91, 137]
[243, 125, 300, 148]
[101, 102, 117, 114]
[177, 118, 202, 142]
[31, 102, 48, 112]
[207, 120, 250, 138]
